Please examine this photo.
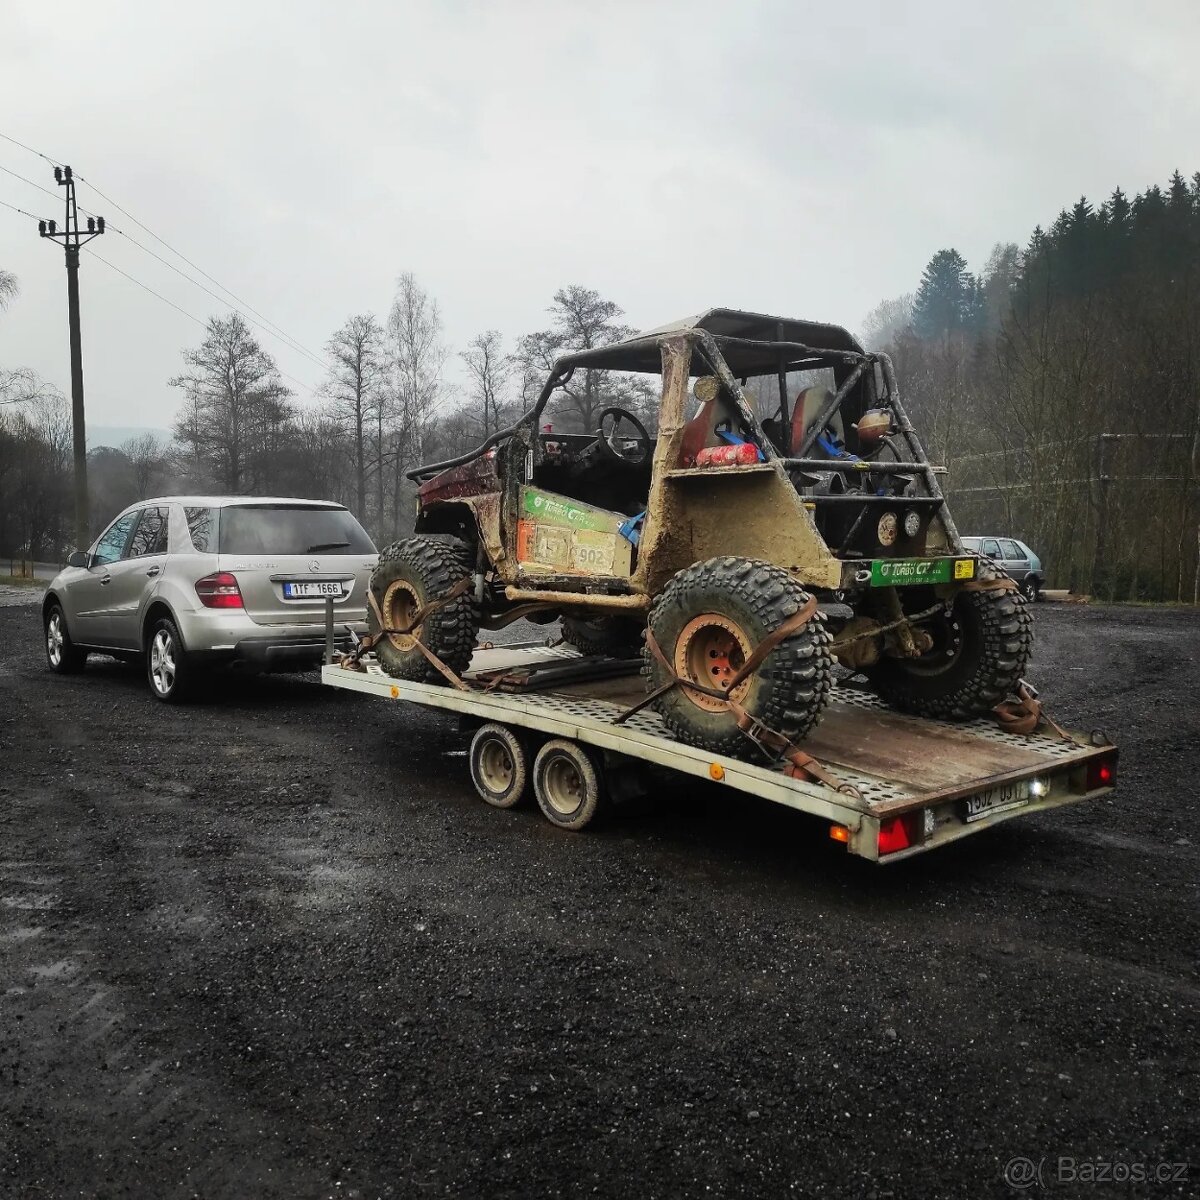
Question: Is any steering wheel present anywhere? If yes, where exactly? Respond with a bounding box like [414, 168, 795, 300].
[597, 406, 652, 465]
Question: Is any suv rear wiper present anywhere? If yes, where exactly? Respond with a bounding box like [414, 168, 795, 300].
[306, 541, 351, 552]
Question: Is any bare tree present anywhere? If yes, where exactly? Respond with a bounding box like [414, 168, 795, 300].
[324, 313, 384, 520]
[385, 273, 446, 535]
[0, 394, 72, 558]
[121, 433, 169, 499]
[169, 312, 292, 492]
[460, 330, 512, 438]
[859, 293, 914, 350]
[0, 269, 18, 313]
[514, 285, 652, 431]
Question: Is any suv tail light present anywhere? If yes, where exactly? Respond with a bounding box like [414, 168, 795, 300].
[195, 571, 244, 609]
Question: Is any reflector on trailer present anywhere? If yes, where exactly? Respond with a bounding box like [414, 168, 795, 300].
[1086, 755, 1116, 790]
[878, 812, 921, 855]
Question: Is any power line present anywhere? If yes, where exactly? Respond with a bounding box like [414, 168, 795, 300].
[0, 195, 52, 223]
[0, 162, 62, 203]
[4, 193, 323, 394]
[75, 172, 331, 366]
[0, 130, 62, 166]
[103, 223, 330, 371]
[83, 247, 207, 327]
[83, 247, 320, 396]
[2, 129, 333, 374]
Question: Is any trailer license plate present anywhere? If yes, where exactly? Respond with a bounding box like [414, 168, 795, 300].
[283, 581, 344, 598]
[963, 780, 1029, 823]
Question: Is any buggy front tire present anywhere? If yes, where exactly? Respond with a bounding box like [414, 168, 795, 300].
[532, 739, 603, 831]
[643, 557, 833, 758]
[368, 536, 478, 682]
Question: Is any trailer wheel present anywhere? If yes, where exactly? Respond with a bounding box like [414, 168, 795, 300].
[644, 557, 833, 757]
[532, 739, 603, 831]
[561, 615, 643, 658]
[867, 561, 1032, 719]
[368, 536, 478, 682]
[468, 723, 529, 809]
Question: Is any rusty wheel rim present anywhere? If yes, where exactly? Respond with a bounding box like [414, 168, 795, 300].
[381, 579, 421, 651]
[674, 614, 753, 712]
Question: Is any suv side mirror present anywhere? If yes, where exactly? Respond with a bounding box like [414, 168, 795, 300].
[68, 550, 90, 568]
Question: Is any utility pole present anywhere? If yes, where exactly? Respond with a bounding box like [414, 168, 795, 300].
[39, 165, 104, 550]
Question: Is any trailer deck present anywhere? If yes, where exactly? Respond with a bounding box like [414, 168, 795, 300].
[321, 641, 1118, 863]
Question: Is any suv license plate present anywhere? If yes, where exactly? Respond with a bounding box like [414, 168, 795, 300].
[963, 781, 1030, 823]
[283, 581, 344, 598]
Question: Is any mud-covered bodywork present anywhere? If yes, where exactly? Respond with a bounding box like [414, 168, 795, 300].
[409, 307, 968, 611]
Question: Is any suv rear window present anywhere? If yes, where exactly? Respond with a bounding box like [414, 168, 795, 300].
[218, 505, 375, 555]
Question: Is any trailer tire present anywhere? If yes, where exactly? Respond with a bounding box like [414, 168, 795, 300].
[369, 536, 478, 682]
[469, 723, 529, 809]
[867, 561, 1032, 719]
[532, 739, 603, 831]
[561, 615, 643, 659]
[643, 557, 833, 757]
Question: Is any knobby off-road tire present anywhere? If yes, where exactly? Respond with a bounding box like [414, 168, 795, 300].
[643, 557, 834, 758]
[866, 560, 1032, 720]
[561, 615, 643, 659]
[369, 536, 478, 683]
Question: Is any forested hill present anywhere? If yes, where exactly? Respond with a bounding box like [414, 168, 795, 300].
[862, 170, 1200, 602]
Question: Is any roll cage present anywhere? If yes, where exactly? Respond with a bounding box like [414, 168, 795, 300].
[408, 311, 961, 557]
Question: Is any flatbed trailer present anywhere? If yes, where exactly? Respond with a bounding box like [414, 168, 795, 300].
[320, 638, 1118, 864]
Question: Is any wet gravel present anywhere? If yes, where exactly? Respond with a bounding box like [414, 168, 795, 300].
[0, 596, 1196, 1198]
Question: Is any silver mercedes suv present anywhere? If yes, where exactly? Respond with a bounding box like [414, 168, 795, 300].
[42, 496, 377, 701]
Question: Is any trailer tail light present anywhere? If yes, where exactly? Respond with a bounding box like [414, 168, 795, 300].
[829, 824, 850, 844]
[195, 571, 244, 609]
[878, 812, 921, 855]
[1086, 754, 1117, 791]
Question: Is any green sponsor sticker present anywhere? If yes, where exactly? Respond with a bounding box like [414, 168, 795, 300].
[521, 487, 620, 534]
[870, 557, 974, 586]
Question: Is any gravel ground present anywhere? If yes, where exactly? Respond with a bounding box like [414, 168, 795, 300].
[1, 594, 1196, 1198]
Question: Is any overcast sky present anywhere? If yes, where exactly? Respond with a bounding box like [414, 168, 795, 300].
[2, 0, 1198, 433]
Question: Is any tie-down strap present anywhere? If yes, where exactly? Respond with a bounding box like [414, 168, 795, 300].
[614, 596, 859, 796]
[342, 575, 476, 690]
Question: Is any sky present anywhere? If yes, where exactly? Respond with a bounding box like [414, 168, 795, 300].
[1, 0, 1198, 434]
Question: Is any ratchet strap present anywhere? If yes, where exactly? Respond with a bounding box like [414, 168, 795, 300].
[342, 575, 475, 690]
[993, 680, 1074, 741]
[614, 595, 859, 796]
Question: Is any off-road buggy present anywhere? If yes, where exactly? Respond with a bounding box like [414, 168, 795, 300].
[367, 309, 1031, 758]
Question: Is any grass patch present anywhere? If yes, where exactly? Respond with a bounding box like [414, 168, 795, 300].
[0, 575, 46, 588]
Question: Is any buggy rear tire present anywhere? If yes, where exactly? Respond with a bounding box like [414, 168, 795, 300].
[643, 557, 833, 757]
[368, 537, 478, 682]
[866, 561, 1032, 719]
[469, 723, 529, 809]
[561, 614, 643, 659]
